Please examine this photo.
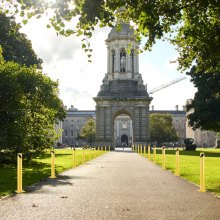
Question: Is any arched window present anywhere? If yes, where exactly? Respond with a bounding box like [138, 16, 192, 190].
[130, 50, 134, 73]
[112, 50, 115, 73]
[120, 49, 126, 72]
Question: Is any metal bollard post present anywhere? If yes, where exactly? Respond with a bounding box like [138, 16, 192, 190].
[138, 145, 140, 154]
[50, 151, 56, 178]
[148, 145, 151, 160]
[109, 146, 111, 151]
[153, 146, 156, 163]
[174, 149, 180, 176]
[73, 148, 76, 167]
[89, 148, 91, 160]
[105, 146, 106, 152]
[82, 147, 84, 164]
[144, 145, 146, 157]
[140, 145, 142, 155]
[199, 153, 206, 192]
[162, 147, 166, 169]
[94, 148, 96, 158]
[16, 153, 24, 193]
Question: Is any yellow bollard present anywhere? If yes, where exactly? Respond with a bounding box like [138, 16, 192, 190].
[82, 147, 85, 164]
[199, 153, 206, 192]
[148, 145, 151, 160]
[73, 148, 76, 167]
[89, 148, 91, 160]
[153, 146, 156, 163]
[162, 146, 166, 169]
[174, 149, 180, 176]
[93, 148, 96, 158]
[144, 145, 146, 157]
[50, 150, 56, 178]
[16, 153, 24, 193]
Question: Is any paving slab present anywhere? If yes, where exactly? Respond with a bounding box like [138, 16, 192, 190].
[0, 150, 220, 220]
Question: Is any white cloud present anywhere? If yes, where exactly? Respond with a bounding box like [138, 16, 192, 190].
[21, 18, 196, 110]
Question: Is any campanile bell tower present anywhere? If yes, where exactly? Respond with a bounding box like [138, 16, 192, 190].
[94, 9, 152, 148]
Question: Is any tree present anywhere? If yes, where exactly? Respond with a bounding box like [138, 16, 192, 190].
[186, 66, 220, 132]
[1, 1, 219, 70]
[78, 118, 96, 145]
[0, 13, 42, 68]
[150, 114, 178, 145]
[0, 49, 66, 163]
[1, 1, 219, 131]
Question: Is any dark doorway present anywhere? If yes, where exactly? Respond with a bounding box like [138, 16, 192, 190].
[121, 134, 128, 145]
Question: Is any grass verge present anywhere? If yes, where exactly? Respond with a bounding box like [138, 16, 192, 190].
[141, 148, 220, 196]
[0, 148, 106, 198]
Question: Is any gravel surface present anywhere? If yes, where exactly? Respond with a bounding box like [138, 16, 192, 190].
[0, 150, 220, 220]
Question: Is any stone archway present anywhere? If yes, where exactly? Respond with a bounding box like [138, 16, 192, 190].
[113, 111, 133, 147]
[94, 99, 152, 149]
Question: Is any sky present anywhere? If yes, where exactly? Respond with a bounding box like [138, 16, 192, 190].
[21, 17, 197, 111]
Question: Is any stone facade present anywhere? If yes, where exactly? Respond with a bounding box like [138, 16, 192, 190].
[61, 107, 217, 148]
[94, 20, 152, 148]
[62, 106, 95, 146]
[150, 110, 186, 145]
[185, 99, 217, 147]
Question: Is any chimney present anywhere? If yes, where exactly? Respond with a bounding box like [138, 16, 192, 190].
[175, 105, 179, 111]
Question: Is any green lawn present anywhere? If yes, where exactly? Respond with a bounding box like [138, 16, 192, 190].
[141, 148, 220, 196]
[0, 148, 106, 198]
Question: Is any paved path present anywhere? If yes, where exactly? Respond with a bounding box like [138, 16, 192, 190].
[1, 150, 220, 220]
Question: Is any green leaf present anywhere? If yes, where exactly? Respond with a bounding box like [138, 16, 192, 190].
[22, 19, 28, 25]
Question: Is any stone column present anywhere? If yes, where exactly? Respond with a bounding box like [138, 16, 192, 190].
[117, 119, 120, 137]
[115, 45, 120, 72]
[107, 46, 110, 73]
[136, 49, 139, 73]
[130, 119, 133, 138]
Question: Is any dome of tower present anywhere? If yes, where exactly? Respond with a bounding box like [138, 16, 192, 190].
[108, 23, 134, 39]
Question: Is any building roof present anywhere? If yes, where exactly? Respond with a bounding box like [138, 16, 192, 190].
[107, 23, 134, 39]
[66, 110, 185, 116]
[66, 111, 95, 116]
[97, 80, 150, 99]
[150, 110, 186, 115]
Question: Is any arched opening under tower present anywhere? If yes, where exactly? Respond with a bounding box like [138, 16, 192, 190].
[113, 112, 133, 148]
[121, 134, 128, 145]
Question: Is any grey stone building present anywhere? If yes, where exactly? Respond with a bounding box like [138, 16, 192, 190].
[62, 106, 187, 147]
[60, 16, 216, 148]
[62, 106, 95, 146]
[150, 108, 186, 145]
[185, 99, 217, 147]
[94, 18, 152, 148]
